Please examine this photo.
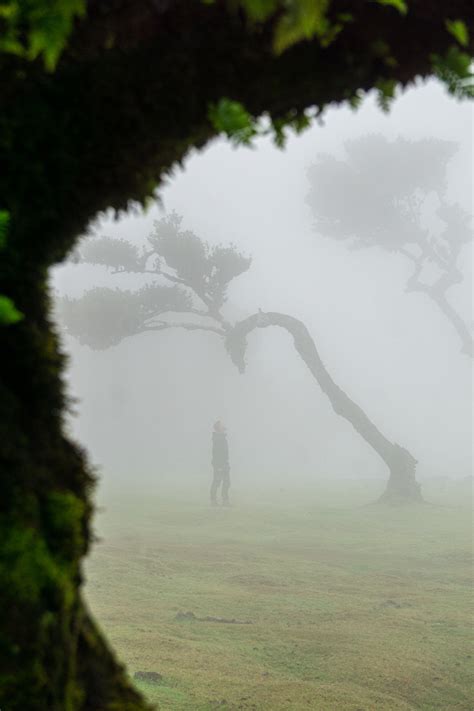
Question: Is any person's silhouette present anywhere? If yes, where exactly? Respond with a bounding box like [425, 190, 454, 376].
[210, 420, 231, 506]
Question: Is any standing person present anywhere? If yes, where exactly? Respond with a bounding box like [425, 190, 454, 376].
[210, 420, 231, 506]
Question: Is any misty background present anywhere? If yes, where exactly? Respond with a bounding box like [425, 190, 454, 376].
[51, 78, 473, 499]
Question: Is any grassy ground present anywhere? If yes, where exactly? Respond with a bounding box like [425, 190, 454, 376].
[84, 480, 473, 710]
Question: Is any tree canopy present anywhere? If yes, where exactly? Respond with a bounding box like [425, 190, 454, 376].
[59, 212, 250, 348]
[306, 135, 473, 355]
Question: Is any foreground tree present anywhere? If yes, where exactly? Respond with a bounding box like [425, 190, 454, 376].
[1, 2, 472, 708]
[306, 135, 473, 356]
[59, 213, 422, 506]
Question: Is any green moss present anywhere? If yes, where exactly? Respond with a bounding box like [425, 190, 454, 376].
[0, 524, 72, 603]
[45, 491, 86, 561]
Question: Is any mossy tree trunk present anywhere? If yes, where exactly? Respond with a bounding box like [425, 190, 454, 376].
[226, 312, 423, 504]
[0, 263, 153, 710]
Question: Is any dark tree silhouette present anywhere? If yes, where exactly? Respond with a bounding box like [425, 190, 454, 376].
[59, 214, 422, 505]
[306, 135, 473, 356]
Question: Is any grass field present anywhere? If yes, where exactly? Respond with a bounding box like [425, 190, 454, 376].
[85, 480, 473, 710]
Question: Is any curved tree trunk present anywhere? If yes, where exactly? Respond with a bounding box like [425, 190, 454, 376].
[226, 311, 423, 504]
[423, 289, 473, 358]
[0, 274, 153, 711]
[405, 254, 473, 358]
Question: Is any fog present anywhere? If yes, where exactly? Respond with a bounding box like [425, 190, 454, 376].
[51, 78, 472, 500]
[47, 77, 474, 710]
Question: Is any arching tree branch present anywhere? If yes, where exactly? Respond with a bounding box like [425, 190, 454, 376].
[226, 311, 421, 502]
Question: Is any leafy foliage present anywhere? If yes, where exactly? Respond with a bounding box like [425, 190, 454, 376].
[206, 2, 473, 145]
[373, 0, 407, 15]
[209, 98, 316, 148]
[306, 134, 473, 355]
[149, 213, 251, 312]
[435, 203, 473, 254]
[0, 209, 23, 324]
[235, 0, 279, 22]
[431, 46, 474, 99]
[0, 0, 85, 69]
[375, 78, 398, 112]
[59, 288, 141, 349]
[0, 295, 23, 324]
[216, 0, 353, 54]
[445, 19, 469, 48]
[306, 135, 464, 251]
[208, 99, 258, 146]
[0, 209, 9, 249]
[58, 284, 192, 350]
[272, 0, 334, 55]
[77, 236, 141, 272]
[60, 213, 250, 348]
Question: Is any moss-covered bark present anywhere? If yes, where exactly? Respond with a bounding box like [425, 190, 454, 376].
[0, 274, 153, 709]
[0, 1, 471, 707]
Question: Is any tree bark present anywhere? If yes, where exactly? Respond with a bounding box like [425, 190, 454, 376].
[0, 274, 153, 710]
[405, 251, 473, 357]
[226, 311, 423, 504]
[421, 289, 472, 358]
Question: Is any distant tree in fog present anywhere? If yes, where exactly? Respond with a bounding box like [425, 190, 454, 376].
[306, 135, 473, 356]
[59, 213, 423, 504]
[61, 213, 250, 349]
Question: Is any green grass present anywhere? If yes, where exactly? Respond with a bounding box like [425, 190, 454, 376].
[84, 480, 473, 710]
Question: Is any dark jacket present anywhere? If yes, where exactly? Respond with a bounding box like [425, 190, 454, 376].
[212, 431, 229, 469]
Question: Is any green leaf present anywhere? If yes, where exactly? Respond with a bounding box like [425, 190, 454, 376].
[0, 210, 10, 249]
[375, 78, 397, 112]
[273, 0, 331, 54]
[271, 119, 287, 148]
[205, 1, 349, 54]
[432, 47, 474, 100]
[373, 0, 408, 15]
[290, 112, 311, 134]
[239, 0, 278, 22]
[445, 19, 469, 48]
[348, 90, 363, 111]
[208, 98, 258, 145]
[0, 0, 86, 70]
[0, 3, 16, 18]
[0, 295, 23, 325]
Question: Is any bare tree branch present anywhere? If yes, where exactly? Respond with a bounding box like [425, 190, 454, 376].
[401, 245, 473, 356]
[143, 322, 225, 336]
